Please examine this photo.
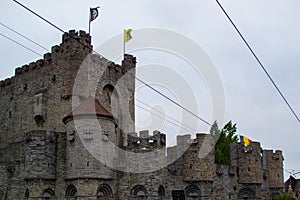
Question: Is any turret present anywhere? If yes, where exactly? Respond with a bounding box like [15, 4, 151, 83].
[59, 30, 92, 99]
[63, 96, 117, 180]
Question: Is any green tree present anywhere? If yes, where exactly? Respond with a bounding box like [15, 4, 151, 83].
[211, 121, 238, 165]
[274, 194, 297, 200]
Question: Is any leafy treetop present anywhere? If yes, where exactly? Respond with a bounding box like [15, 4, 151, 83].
[211, 120, 239, 165]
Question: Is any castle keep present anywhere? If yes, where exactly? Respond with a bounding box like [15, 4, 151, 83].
[0, 30, 284, 199]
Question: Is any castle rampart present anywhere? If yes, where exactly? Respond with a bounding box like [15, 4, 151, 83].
[0, 30, 284, 200]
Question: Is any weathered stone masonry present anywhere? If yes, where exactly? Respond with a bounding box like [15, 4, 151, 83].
[0, 30, 283, 200]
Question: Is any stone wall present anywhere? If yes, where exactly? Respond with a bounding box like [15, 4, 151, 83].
[0, 29, 137, 199]
[236, 142, 264, 184]
[263, 150, 284, 188]
[24, 130, 57, 180]
[0, 29, 284, 200]
[182, 134, 215, 181]
[65, 118, 117, 180]
[0, 30, 91, 148]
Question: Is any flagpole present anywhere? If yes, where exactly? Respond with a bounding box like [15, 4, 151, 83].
[123, 29, 126, 58]
[88, 8, 91, 34]
[89, 7, 99, 34]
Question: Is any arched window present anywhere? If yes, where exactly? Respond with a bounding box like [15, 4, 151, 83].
[65, 185, 77, 197]
[158, 185, 165, 197]
[238, 188, 255, 199]
[185, 185, 201, 198]
[42, 188, 55, 198]
[97, 184, 113, 198]
[131, 185, 146, 197]
[102, 84, 118, 110]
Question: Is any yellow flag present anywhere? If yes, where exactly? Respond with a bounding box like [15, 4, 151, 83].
[124, 29, 133, 43]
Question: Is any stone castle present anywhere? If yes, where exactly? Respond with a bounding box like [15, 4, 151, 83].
[0, 30, 284, 199]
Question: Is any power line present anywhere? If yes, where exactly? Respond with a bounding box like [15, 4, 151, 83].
[0, 21, 200, 133]
[0, 32, 42, 56]
[13, 0, 64, 33]
[285, 169, 300, 172]
[107, 93, 198, 133]
[136, 77, 211, 126]
[136, 104, 195, 133]
[12, 0, 101, 57]
[284, 169, 299, 178]
[216, 0, 300, 124]
[13, 0, 212, 127]
[0, 22, 48, 51]
[136, 98, 196, 133]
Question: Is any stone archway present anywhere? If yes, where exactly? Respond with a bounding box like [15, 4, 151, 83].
[238, 188, 255, 199]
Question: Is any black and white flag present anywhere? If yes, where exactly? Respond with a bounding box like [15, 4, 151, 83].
[90, 7, 100, 22]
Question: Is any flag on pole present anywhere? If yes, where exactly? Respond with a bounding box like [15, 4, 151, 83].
[240, 135, 252, 146]
[124, 28, 133, 43]
[90, 7, 100, 22]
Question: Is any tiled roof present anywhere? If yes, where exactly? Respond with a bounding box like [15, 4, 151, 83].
[63, 96, 113, 124]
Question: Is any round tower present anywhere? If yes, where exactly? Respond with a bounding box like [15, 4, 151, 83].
[63, 96, 118, 180]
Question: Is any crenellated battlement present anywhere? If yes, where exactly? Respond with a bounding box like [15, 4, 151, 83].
[263, 149, 283, 162]
[167, 133, 213, 154]
[0, 29, 285, 199]
[62, 30, 91, 45]
[0, 30, 92, 91]
[126, 130, 166, 152]
[127, 133, 209, 156]
[13, 55, 50, 78]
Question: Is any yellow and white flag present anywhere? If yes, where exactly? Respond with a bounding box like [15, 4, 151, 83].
[124, 29, 133, 43]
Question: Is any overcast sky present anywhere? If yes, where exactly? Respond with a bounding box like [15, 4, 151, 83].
[0, 0, 299, 179]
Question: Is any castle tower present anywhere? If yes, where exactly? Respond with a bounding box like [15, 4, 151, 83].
[0, 30, 92, 147]
[262, 149, 284, 197]
[236, 142, 263, 184]
[59, 30, 93, 99]
[181, 133, 215, 182]
[70, 53, 137, 147]
[233, 142, 264, 199]
[63, 96, 118, 180]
